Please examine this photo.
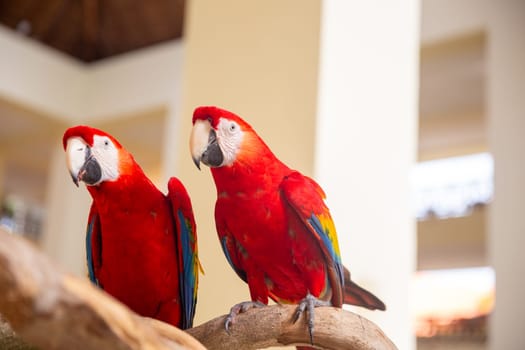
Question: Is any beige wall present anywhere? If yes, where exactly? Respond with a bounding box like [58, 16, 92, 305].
[176, 0, 322, 331]
[419, 35, 487, 162]
[487, 1, 525, 348]
[418, 207, 487, 270]
[421, 0, 489, 44]
[0, 151, 5, 205]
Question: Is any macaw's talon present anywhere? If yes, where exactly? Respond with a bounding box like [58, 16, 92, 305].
[292, 293, 331, 345]
[224, 301, 265, 333]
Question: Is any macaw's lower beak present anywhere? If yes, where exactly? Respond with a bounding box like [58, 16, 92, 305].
[76, 156, 102, 186]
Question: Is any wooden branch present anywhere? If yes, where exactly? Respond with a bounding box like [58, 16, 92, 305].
[0, 228, 397, 350]
[187, 304, 397, 350]
[0, 315, 35, 350]
[0, 228, 204, 350]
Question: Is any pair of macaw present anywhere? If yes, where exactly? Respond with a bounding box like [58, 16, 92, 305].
[63, 107, 385, 340]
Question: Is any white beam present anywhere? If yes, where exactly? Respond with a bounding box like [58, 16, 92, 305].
[0, 26, 183, 123]
[0, 26, 86, 120]
[85, 42, 183, 121]
[316, 1, 420, 349]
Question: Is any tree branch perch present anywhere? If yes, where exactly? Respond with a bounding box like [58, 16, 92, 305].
[186, 304, 397, 350]
[0, 228, 204, 350]
[0, 228, 396, 350]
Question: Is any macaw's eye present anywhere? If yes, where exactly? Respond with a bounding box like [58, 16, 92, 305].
[104, 140, 110, 147]
[229, 123, 238, 133]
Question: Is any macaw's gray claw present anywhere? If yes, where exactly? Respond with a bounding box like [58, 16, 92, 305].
[224, 300, 265, 334]
[292, 293, 331, 345]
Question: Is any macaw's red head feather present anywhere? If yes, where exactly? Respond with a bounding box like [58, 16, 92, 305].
[62, 125, 122, 150]
[192, 106, 253, 132]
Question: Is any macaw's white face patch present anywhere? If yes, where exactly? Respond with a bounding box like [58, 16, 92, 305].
[216, 118, 244, 167]
[66, 135, 120, 186]
[91, 135, 120, 183]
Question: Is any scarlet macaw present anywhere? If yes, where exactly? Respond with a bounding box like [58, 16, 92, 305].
[190, 106, 385, 344]
[63, 125, 199, 329]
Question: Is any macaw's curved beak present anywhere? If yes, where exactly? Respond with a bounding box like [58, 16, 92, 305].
[65, 137, 102, 186]
[190, 119, 224, 169]
[76, 154, 102, 186]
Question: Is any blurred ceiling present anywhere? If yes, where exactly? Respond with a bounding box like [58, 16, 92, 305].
[0, 0, 185, 63]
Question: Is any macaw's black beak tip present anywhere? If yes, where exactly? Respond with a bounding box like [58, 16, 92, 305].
[70, 172, 79, 187]
[192, 156, 201, 170]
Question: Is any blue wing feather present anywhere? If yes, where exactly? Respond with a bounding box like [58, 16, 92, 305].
[220, 236, 247, 283]
[307, 214, 344, 287]
[86, 216, 98, 285]
[176, 209, 197, 329]
[86, 205, 101, 287]
[168, 177, 200, 330]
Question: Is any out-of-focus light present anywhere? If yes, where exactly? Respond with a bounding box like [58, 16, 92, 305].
[412, 153, 493, 220]
[413, 267, 494, 338]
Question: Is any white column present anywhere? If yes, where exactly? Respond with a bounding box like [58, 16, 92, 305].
[487, 1, 525, 348]
[315, 1, 420, 349]
[41, 145, 91, 276]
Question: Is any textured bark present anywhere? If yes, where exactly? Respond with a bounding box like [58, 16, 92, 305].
[0, 315, 36, 350]
[0, 229, 204, 350]
[187, 304, 397, 350]
[0, 228, 397, 350]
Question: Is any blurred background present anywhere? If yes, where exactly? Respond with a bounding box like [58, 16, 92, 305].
[0, 0, 523, 349]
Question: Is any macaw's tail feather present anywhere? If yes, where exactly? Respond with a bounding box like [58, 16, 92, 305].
[297, 347, 315, 350]
[343, 267, 386, 311]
